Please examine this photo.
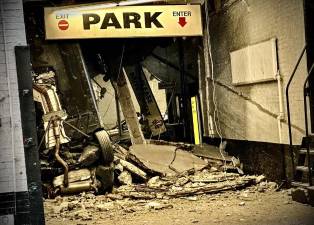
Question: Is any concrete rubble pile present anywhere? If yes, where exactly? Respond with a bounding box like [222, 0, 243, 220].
[45, 178, 277, 221]
[44, 154, 274, 221]
[41, 125, 266, 199]
[111, 141, 264, 200]
[42, 129, 268, 199]
[34, 71, 269, 213]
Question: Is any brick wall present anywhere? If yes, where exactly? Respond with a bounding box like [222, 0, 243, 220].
[206, 0, 307, 144]
[0, 0, 27, 194]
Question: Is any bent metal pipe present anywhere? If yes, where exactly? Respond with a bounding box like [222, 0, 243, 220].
[53, 118, 69, 187]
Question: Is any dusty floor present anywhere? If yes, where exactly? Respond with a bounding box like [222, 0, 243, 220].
[45, 187, 314, 225]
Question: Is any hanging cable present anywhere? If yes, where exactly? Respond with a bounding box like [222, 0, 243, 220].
[117, 44, 126, 80]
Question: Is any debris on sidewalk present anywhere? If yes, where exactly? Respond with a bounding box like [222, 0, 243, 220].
[145, 201, 173, 210]
[43, 138, 276, 222]
[44, 169, 273, 222]
[42, 133, 259, 199]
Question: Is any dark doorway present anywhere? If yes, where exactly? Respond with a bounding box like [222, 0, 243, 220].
[304, 0, 314, 133]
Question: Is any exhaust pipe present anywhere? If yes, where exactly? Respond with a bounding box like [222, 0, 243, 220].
[53, 119, 69, 187]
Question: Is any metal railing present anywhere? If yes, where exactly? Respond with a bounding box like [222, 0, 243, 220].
[286, 45, 307, 176]
[303, 61, 314, 185]
[286, 44, 314, 185]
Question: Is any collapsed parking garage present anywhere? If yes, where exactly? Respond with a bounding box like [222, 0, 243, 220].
[1, 0, 314, 224]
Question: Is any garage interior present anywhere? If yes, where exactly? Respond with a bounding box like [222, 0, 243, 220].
[1, 0, 314, 224]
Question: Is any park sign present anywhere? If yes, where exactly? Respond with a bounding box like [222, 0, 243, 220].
[44, 4, 202, 39]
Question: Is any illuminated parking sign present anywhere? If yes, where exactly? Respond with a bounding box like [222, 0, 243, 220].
[44, 5, 202, 39]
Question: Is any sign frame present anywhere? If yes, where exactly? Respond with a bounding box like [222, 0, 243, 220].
[44, 4, 203, 39]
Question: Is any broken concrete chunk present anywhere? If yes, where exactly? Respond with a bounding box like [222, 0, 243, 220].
[147, 176, 174, 188]
[191, 182, 207, 188]
[147, 176, 162, 188]
[116, 185, 136, 193]
[53, 201, 69, 214]
[95, 202, 115, 211]
[114, 163, 124, 172]
[307, 187, 314, 206]
[170, 186, 184, 192]
[291, 188, 308, 204]
[167, 177, 253, 198]
[129, 144, 208, 176]
[255, 175, 266, 184]
[145, 201, 173, 210]
[106, 193, 124, 200]
[118, 170, 133, 185]
[191, 172, 239, 183]
[121, 191, 156, 200]
[267, 182, 278, 190]
[231, 156, 241, 167]
[53, 169, 91, 188]
[78, 145, 100, 167]
[73, 209, 93, 221]
[239, 201, 245, 206]
[36, 71, 55, 81]
[181, 196, 198, 201]
[257, 186, 266, 193]
[118, 158, 147, 180]
[175, 177, 190, 186]
[68, 201, 79, 211]
[236, 167, 244, 175]
[257, 181, 277, 191]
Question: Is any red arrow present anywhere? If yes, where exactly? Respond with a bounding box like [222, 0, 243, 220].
[178, 17, 187, 27]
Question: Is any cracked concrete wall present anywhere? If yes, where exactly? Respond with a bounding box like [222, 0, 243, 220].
[0, 0, 27, 194]
[206, 0, 307, 144]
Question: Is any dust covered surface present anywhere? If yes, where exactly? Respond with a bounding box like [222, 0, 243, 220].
[45, 185, 314, 225]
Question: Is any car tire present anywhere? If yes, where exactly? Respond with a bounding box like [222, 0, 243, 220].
[95, 130, 114, 164]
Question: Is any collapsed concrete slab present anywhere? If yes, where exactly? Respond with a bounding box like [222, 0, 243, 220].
[128, 143, 208, 176]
